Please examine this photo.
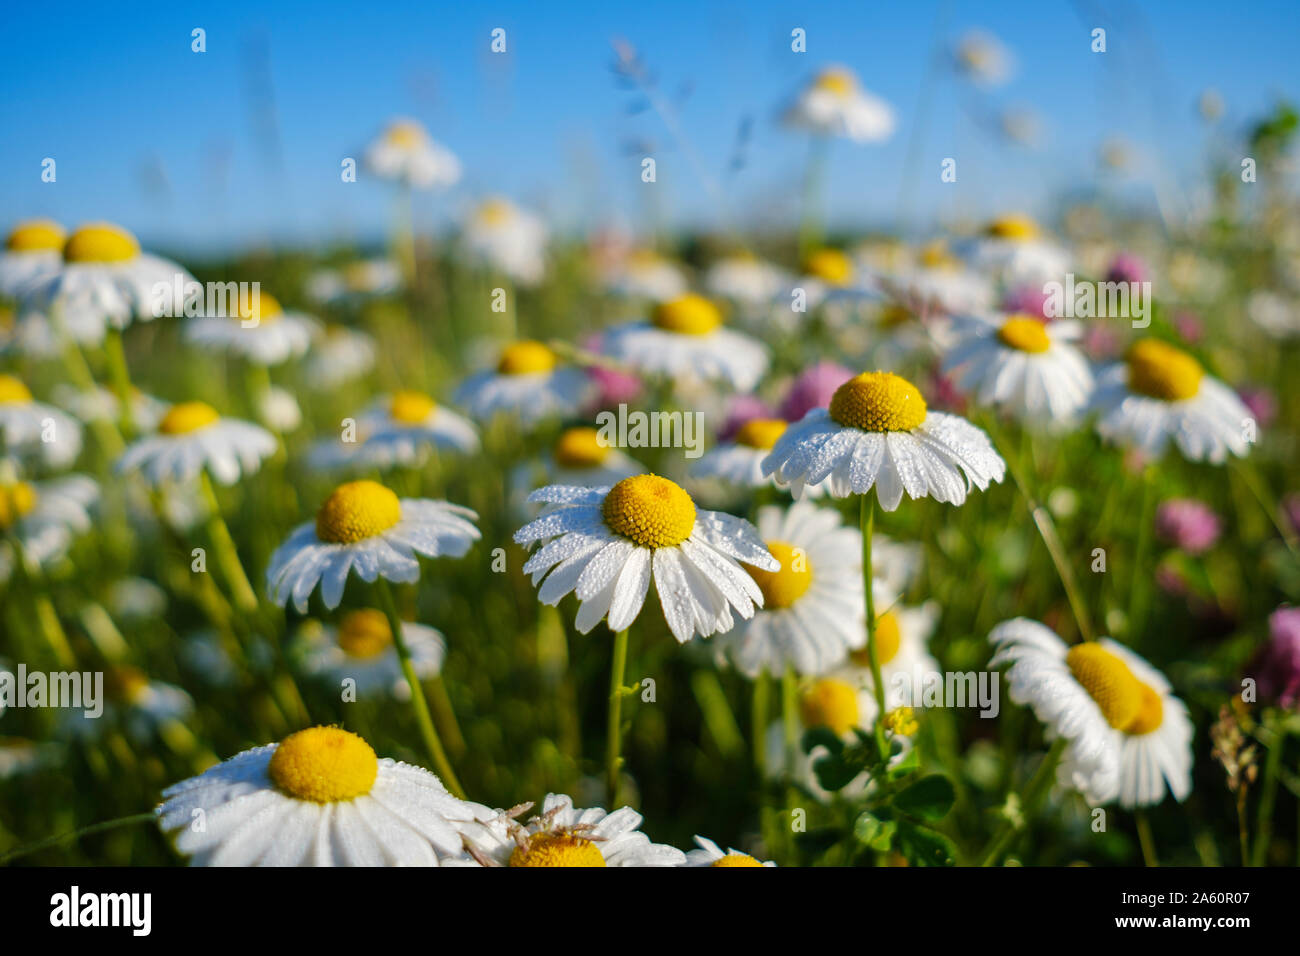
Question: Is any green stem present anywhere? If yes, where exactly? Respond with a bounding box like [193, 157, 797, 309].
[375, 577, 465, 798]
[1251, 717, 1285, 866]
[979, 737, 1067, 866]
[427, 676, 466, 758]
[1135, 810, 1159, 867]
[606, 627, 630, 807]
[1129, 467, 1156, 640]
[198, 470, 260, 617]
[0, 812, 155, 865]
[102, 327, 136, 438]
[859, 495, 890, 757]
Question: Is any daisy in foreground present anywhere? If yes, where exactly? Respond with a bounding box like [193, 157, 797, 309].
[459, 793, 685, 867]
[116, 400, 276, 487]
[683, 835, 776, 867]
[761, 370, 1006, 507]
[267, 479, 479, 612]
[453, 339, 592, 426]
[602, 293, 769, 391]
[1090, 337, 1253, 463]
[712, 500, 864, 678]
[156, 727, 494, 865]
[989, 618, 1193, 807]
[941, 314, 1095, 426]
[514, 476, 776, 643]
[297, 609, 445, 700]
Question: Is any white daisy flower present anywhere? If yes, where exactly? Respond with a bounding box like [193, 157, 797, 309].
[691, 418, 826, 495]
[953, 29, 1013, 86]
[0, 737, 60, 779]
[266, 479, 480, 613]
[180, 630, 242, 688]
[156, 726, 494, 866]
[1090, 338, 1252, 463]
[183, 291, 319, 366]
[116, 400, 276, 487]
[355, 390, 479, 468]
[761, 370, 1006, 509]
[19, 221, 192, 332]
[836, 596, 941, 707]
[683, 835, 776, 867]
[52, 384, 167, 431]
[303, 325, 377, 388]
[363, 118, 461, 190]
[959, 216, 1070, 288]
[297, 609, 445, 699]
[0, 219, 64, 298]
[0, 375, 82, 468]
[704, 254, 790, 311]
[791, 247, 883, 314]
[783, 65, 895, 142]
[514, 476, 778, 643]
[453, 339, 593, 426]
[763, 677, 885, 802]
[988, 618, 1123, 803]
[711, 500, 864, 677]
[601, 294, 769, 391]
[601, 248, 688, 301]
[258, 385, 303, 433]
[461, 197, 548, 286]
[305, 260, 401, 306]
[63, 667, 194, 744]
[542, 425, 644, 488]
[0, 472, 98, 582]
[877, 243, 995, 317]
[942, 315, 1095, 425]
[460, 792, 686, 867]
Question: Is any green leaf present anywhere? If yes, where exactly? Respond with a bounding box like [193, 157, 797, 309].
[801, 727, 843, 757]
[886, 742, 920, 780]
[853, 811, 897, 851]
[893, 774, 956, 822]
[896, 820, 958, 867]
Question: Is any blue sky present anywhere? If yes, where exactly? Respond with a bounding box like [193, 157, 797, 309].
[2, 0, 1296, 253]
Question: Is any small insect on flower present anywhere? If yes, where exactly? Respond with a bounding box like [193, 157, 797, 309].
[156, 727, 496, 865]
[115, 400, 276, 487]
[761, 370, 1005, 508]
[266, 479, 480, 612]
[363, 118, 461, 190]
[515, 475, 778, 643]
[453, 339, 594, 427]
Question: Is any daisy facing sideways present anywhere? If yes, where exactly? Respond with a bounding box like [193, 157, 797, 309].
[266, 479, 480, 612]
[355, 390, 479, 468]
[116, 400, 276, 487]
[761, 370, 1006, 508]
[783, 65, 895, 142]
[683, 835, 776, 867]
[297, 609, 446, 700]
[156, 726, 495, 865]
[541, 425, 644, 488]
[711, 500, 865, 678]
[363, 118, 461, 190]
[601, 293, 769, 391]
[0, 375, 83, 468]
[458, 792, 685, 867]
[514, 476, 778, 643]
[1090, 337, 1253, 463]
[0, 219, 64, 298]
[183, 291, 319, 366]
[0, 472, 98, 582]
[453, 339, 593, 427]
[461, 197, 548, 286]
[941, 314, 1094, 425]
[958, 215, 1070, 288]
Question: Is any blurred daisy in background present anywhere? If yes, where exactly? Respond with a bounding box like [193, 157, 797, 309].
[0, 375, 83, 469]
[876, 241, 995, 318]
[542, 425, 644, 488]
[304, 259, 401, 307]
[0, 470, 98, 582]
[363, 118, 461, 190]
[952, 29, 1014, 86]
[762, 370, 1005, 507]
[783, 65, 895, 142]
[704, 253, 789, 314]
[692, 417, 814, 493]
[683, 835, 775, 867]
[942, 314, 1094, 426]
[515, 476, 777, 643]
[712, 500, 864, 677]
[63, 666, 194, 745]
[600, 247, 688, 301]
[0, 737, 60, 780]
[53, 384, 167, 432]
[602, 294, 769, 391]
[461, 197, 548, 286]
[0, 219, 65, 297]
[454, 339, 593, 426]
[266, 479, 480, 612]
[116, 400, 276, 487]
[302, 325, 377, 388]
[764, 677, 886, 802]
[355, 390, 479, 468]
[183, 291, 319, 366]
[297, 609, 445, 699]
[1090, 338, 1253, 463]
[156, 727, 494, 866]
[837, 594, 941, 706]
[960, 215, 1070, 288]
[258, 385, 303, 433]
[461, 792, 686, 867]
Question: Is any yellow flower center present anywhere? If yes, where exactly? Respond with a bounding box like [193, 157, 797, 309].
[233, 290, 283, 324]
[918, 242, 958, 270]
[652, 294, 723, 336]
[814, 68, 857, 97]
[601, 474, 696, 549]
[985, 215, 1039, 241]
[0, 375, 33, 404]
[315, 480, 402, 544]
[884, 706, 918, 736]
[997, 316, 1051, 353]
[554, 426, 611, 469]
[803, 248, 854, 286]
[745, 540, 811, 609]
[336, 609, 393, 658]
[879, 303, 914, 328]
[1126, 338, 1203, 402]
[1126, 682, 1165, 735]
[851, 610, 902, 667]
[799, 679, 860, 736]
[733, 418, 787, 450]
[389, 390, 437, 424]
[63, 222, 140, 263]
[384, 121, 425, 148]
[6, 219, 65, 252]
[829, 372, 928, 432]
[712, 853, 764, 867]
[477, 198, 513, 226]
[158, 401, 221, 435]
[268, 727, 378, 803]
[508, 832, 607, 867]
[1065, 643, 1143, 730]
[497, 340, 558, 375]
[0, 482, 38, 530]
[104, 666, 150, 704]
